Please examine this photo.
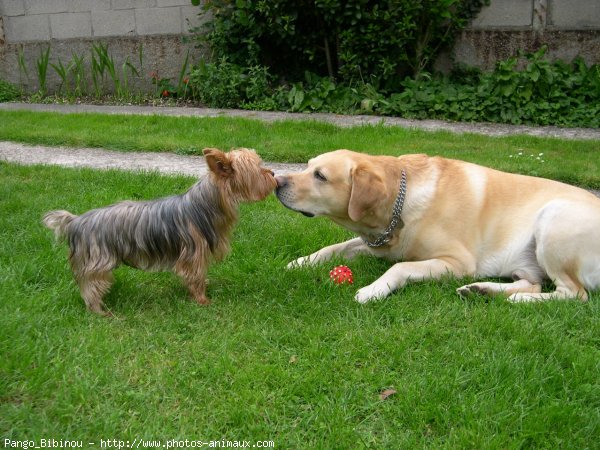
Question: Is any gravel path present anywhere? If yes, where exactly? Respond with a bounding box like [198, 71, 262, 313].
[0, 142, 305, 176]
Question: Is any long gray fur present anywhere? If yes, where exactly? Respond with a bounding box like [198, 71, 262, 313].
[63, 176, 224, 273]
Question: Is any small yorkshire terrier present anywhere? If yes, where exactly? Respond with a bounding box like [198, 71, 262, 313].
[43, 147, 276, 316]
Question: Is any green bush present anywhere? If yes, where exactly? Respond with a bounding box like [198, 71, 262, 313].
[378, 48, 600, 127]
[188, 62, 364, 112]
[193, 0, 488, 88]
[188, 48, 600, 128]
[282, 72, 364, 113]
[0, 79, 20, 102]
[188, 58, 274, 108]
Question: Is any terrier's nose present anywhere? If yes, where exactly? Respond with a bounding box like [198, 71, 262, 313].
[275, 176, 288, 188]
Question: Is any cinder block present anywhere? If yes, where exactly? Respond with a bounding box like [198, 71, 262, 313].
[470, 0, 533, 29]
[92, 9, 135, 37]
[158, 0, 190, 6]
[136, 7, 181, 35]
[50, 12, 92, 39]
[0, 0, 27, 16]
[550, 0, 600, 29]
[112, 0, 156, 9]
[4, 14, 50, 41]
[26, 0, 69, 15]
[68, 0, 112, 12]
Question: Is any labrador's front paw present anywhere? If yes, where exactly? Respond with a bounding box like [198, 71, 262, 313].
[355, 283, 391, 304]
[286, 255, 312, 269]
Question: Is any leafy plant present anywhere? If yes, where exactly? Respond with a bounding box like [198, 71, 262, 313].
[0, 79, 20, 102]
[36, 47, 51, 96]
[150, 71, 176, 98]
[70, 52, 87, 97]
[147, 51, 192, 100]
[90, 43, 141, 99]
[284, 72, 362, 113]
[176, 50, 191, 99]
[50, 57, 75, 96]
[99, 45, 120, 95]
[379, 47, 600, 127]
[17, 46, 29, 92]
[120, 56, 140, 98]
[188, 58, 273, 108]
[91, 44, 108, 97]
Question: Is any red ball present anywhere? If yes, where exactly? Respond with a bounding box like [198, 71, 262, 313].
[329, 265, 353, 285]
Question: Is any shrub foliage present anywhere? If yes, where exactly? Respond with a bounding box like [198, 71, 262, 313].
[195, 0, 488, 87]
[383, 48, 600, 127]
[189, 2, 599, 128]
[0, 79, 20, 102]
[188, 46, 600, 127]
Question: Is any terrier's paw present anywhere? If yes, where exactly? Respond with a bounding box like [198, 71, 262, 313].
[88, 303, 113, 317]
[194, 295, 212, 306]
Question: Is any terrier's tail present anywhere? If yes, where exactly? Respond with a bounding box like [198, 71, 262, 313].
[43, 210, 77, 241]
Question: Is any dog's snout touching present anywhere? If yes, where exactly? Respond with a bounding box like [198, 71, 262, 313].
[276, 175, 288, 188]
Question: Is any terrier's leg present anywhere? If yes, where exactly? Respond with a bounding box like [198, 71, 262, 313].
[186, 275, 210, 306]
[175, 260, 211, 306]
[77, 271, 114, 316]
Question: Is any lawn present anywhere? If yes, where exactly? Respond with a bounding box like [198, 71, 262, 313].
[1, 110, 600, 188]
[1, 161, 599, 448]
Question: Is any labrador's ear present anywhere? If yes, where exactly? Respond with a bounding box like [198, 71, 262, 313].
[348, 164, 386, 222]
[203, 148, 233, 178]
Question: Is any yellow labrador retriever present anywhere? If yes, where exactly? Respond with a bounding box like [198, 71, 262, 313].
[275, 150, 600, 304]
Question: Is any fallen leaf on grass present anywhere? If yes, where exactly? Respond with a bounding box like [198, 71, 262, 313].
[379, 388, 397, 401]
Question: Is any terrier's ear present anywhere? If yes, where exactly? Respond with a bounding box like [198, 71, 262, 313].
[203, 148, 234, 178]
[348, 164, 385, 222]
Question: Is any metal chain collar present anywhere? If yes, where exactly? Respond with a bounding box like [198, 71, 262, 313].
[362, 170, 407, 248]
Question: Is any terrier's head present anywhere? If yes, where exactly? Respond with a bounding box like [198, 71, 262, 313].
[203, 147, 277, 201]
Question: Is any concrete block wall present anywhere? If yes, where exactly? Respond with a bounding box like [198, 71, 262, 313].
[0, 0, 202, 41]
[0, 0, 208, 93]
[470, 0, 600, 30]
[450, 0, 600, 70]
[1, 0, 599, 93]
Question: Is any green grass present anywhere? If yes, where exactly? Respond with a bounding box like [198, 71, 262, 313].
[1, 110, 599, 188]
[1, 162, 599, 448]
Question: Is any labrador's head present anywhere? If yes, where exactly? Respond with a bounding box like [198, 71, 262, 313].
[275, 150, 388, 223]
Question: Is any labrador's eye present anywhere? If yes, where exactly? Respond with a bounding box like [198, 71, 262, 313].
[314, 170, 327, 182]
